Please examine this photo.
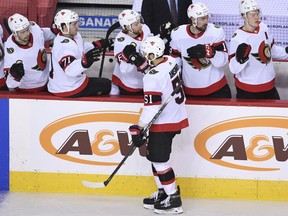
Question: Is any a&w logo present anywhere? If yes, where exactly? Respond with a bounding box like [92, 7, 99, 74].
[39, 110, 146, 166]
[194, 116, 288, 171]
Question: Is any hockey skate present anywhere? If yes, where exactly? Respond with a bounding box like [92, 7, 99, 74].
[154, 186, 183, 214]
[143, 188, 167, 210]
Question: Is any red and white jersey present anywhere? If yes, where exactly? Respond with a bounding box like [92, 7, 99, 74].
[112, 24, 153, 92]
[4, 23, 55, 92]
[0, 25, 5, 88]
[229, 22, 288, 93]
[139, 56, 189, 132]
[48, 32, 94, 97]
[170, 23, 228, 96]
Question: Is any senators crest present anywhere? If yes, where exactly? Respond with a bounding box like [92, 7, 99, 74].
[32, 49, 47, 71]
[251, 41, 271, 64]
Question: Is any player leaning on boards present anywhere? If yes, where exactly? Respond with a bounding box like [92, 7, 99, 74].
[4, 13, 57, 92]
[170, 2, 231, 98]
[229, 0, 288, 99]
[0, 24, 7, 91]
[129, 36, 189, 214]
[48, 9, 112, 97]
[111, 9, 153, 95]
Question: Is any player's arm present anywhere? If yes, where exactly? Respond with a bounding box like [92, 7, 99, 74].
[57, 47, 100, 77]
[208, 27, 229, 68]
[122, 44, 149, 73]
[271, 41, 288, 60]
[114, 40, 135, 74]
[170, 30, 182, 67]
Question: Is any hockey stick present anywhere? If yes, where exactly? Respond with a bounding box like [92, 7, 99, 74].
[98, 21, 120, 78]
[82, 81, 183, 189]
[2, 18, 12, 35]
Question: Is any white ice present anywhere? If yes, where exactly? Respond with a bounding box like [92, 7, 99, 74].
[1, 192, 288, 216]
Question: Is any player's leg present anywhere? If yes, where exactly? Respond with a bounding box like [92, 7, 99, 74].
[146, 131, 183, 214]
[143, 163, 168, 209]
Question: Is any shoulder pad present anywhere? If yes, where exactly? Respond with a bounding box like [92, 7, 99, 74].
[149, 69, 159, 75]
[117, 37, 125, 42]
[232, 33, 237, 38]
[61, 39, 70, 43]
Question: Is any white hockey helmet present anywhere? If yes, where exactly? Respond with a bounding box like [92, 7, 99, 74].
[54, 9, 79, 34]
[8, 13, 30, 35]
[187, 3, 209, 20]
[140, 36, 165, 65]
[118, 9, 141, 30]
[240, 0, 260, 15]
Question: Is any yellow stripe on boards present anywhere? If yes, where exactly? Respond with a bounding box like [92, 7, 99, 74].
[10, 172, 288, 200]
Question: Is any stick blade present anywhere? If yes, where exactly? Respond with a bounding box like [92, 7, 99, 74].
[82, 180, 106, 189]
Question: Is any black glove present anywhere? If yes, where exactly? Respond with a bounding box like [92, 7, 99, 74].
[10, 61, 24, 82]
[159, 21, 175, 41]
[236, 43, 251, 64]
[92, 38, 114, 50]
[187, 44, 215, 59]
[122, 44, 137, 63]
[129, 125, 146, 147]
[81, 48, 101, 68]
[122, 44, 149, 72]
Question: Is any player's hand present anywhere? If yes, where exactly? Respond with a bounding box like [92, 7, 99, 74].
[81, 48, 101, 68]
[236, 43, 251, 64]
[92, 38, 114, 50]
[50, 23, 60, 35]
[122, 44, 149, 72]
[159, 21, 175, 41]
[122, 44, 137, 63]
[10, 61, 24, 82]
[129, 125, 146, 147]
[187, 44, 215, 59]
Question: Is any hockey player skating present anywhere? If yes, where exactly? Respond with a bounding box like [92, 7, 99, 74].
[4, 13, 57, 92]
[129, 36, 189, 214]
[111, 9, 153, 95]
[0, 24, 7, 91]
[170, 3, 231, 98]
[229, 0, 288, 99]
[48, 9, 112, 97]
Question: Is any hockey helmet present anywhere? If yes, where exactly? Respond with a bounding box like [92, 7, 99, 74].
[54, 9, 79, 34]
[240, 0, 260, 15]
[140, 36, 165, 65]
[187, 3, 209, 20]
[8, 13, 30, 34]
[118, 9, 141, 29]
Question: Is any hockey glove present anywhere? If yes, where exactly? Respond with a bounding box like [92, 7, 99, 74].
[50, 23, 60, 35]
[187, 44, 215, 59]
[236, 43, 251, 64]
[10, 61, 24, 82]
[81, 48, 101, 68]
[159, 21, 176, 41]
[122, 44, 149, 72]
[122, 44, 137, 63]
[129, 125, 146, 147]
[92, 38, 114, 50]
